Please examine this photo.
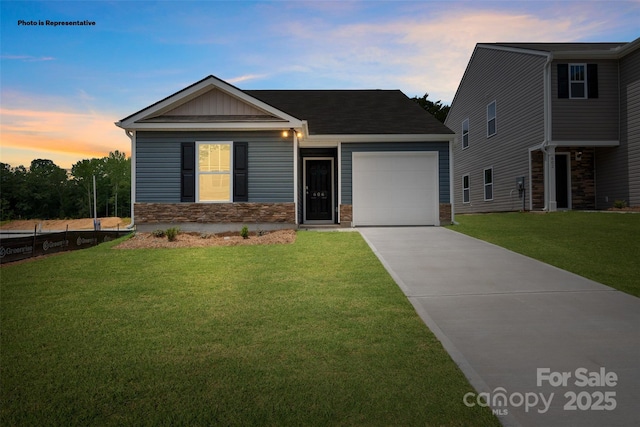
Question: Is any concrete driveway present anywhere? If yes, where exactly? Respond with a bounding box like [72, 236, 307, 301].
[359, 227, 640, 427]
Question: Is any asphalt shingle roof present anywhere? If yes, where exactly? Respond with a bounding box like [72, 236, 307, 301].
[489, 42, 627, 53]
[246, 89, 453, 135]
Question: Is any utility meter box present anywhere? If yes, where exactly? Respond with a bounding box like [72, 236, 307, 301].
[516, 177, 525, 199]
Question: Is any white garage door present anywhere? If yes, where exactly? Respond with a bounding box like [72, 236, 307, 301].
[352, 151, 439, 226]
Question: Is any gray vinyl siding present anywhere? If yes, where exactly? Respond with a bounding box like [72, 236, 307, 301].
[445, 47, 546, 213]
[247, 139, 293, 202]
[551, 59, 619, 141]
[595, 146, 628, 207]
[136, 139, 181, 203]
[341, 142, 450, 204]
[594, 49, 640, 208]
[136, 131, 293, 203]
[622, 48, 640, 206]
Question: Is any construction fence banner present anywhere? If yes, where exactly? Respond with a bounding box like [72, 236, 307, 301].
[0, 230, 132, 264]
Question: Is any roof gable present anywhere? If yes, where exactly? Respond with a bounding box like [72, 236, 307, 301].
[163, 88, 269, 117]
[116, 75, 303, 130]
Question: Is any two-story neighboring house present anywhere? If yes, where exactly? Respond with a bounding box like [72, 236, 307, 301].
[445, 38, 639, 213]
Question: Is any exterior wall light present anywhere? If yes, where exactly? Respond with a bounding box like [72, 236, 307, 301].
[282, 129, 302, 138]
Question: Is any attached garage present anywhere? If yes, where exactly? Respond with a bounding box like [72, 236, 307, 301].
[352, 151, 440, 226]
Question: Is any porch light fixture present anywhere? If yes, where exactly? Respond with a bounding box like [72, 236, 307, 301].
[282, 129, 302, 138]
[576, 151, 583, 161]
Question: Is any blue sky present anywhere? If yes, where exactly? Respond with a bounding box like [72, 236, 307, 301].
[1, 0, 639, 169]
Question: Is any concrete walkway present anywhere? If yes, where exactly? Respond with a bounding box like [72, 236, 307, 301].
[359, 227, 640, 427]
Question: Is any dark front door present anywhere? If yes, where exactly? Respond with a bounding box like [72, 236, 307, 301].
[555, 154, 569, 209]
[305, 159, 333, 221]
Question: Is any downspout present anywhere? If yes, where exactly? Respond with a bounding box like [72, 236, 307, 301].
[541, 52, 556, 211]
[449, 136, 455, 224]
[125, 129, 136, 229]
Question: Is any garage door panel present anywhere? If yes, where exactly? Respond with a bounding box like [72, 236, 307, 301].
[352, 152, 439, 226]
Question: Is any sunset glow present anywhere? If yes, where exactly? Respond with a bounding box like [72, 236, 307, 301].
[1, 1, 638, 170]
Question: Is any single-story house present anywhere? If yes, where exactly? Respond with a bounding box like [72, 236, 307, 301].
[116, 75, 454, 231]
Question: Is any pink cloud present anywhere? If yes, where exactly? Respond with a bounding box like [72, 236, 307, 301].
[0, 107, 129, 169]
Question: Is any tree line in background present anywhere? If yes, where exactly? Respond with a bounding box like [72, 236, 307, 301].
[411, 93, 450, 123]
[0, 151, 131, 221]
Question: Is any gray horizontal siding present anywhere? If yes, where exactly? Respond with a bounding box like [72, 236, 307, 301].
[622, 48, 640, 206]
[136, 141, 181, 203]
[552, 59, 619, 141]
[135, 131, 293, 203]
[247, 140, 293, 203]
[445, 47, 546, 213]
[341, 142, 450, 204]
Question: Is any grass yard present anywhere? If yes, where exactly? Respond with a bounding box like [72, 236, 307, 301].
[1, 232, 498, 426]
[449, 211, 640, 298]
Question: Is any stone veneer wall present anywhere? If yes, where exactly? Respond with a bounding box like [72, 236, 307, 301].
[439, 203, 452, 224]
[338, 203, 451, 226]
[339, 204, 353, 226]
[531, 150, 545, 210]
[135, 202, 295, 224]
[565, 147, 595, 210]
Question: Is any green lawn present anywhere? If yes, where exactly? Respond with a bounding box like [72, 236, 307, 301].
[449, 211, 640, 297]
[1, 232, 498, 426]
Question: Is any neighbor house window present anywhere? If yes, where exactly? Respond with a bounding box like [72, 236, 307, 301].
[558, 63, 598, 99]
[462, 118, 469, 149]
[487, 101, 496, 137]
[483, 167, 493, 201]
[569, 64, 586, 99]
[198, 142, 232, 202]
[462, 174, 470, 203]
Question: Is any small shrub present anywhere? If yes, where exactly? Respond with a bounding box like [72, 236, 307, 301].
[613, 200, 628, 209]
[166, 227, 180, 242]
[152, 229, 166, 238]
[240, 226, 249, 239]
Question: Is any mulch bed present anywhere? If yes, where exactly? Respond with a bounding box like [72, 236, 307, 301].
[113, 229, 296, 249]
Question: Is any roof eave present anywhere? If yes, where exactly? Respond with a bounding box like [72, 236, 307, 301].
[305, 133, 455, 143]
[114, 120, 302, 132]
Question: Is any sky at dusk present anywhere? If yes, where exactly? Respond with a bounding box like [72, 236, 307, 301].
[1, 0, 639, 170]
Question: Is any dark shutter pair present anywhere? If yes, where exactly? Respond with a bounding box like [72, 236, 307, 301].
[180, 142, 248, 202]
[557, 64, 598, 99]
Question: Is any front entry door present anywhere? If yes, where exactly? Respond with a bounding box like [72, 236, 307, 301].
[555, 154, 569, 209]
[305, 159, 333, 221]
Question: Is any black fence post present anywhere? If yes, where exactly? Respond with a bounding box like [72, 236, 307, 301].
[32, 224, 37, 258]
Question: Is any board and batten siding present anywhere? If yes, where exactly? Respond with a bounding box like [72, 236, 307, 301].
[163, 88, 267, 117]
[445, 47, 546, 213]
[621, 48, 640, 206]
[135, 131, 293, 203]
[551, 59, 619, 141]
[340, 142, 450, 204]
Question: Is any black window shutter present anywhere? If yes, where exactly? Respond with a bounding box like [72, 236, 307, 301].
[181, 142, 195, 202]
[233, 142, 248, 202]
[557, 64, 569, 98]
[587, 64, 598, 98]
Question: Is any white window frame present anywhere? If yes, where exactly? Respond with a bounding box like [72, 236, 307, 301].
[569, 63, 587, 99]
[196, 141, 233, 203]
[462, 118, 469, 149]
[487, 101, 497, 137]
[483, 167, 493, 201]
[462, 174, 470, 204]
